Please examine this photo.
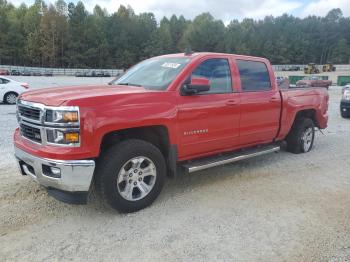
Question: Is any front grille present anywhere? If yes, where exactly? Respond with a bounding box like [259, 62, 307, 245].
[20, 123, 42, 143]
[18, 105, 41, 121]
[45, 109, 53, 122]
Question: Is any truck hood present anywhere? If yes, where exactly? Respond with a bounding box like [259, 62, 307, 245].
[19, 85, 150, 106]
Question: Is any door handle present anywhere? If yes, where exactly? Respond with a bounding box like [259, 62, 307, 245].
[226, 100, 239, 106]
[270, 97, 279, 102]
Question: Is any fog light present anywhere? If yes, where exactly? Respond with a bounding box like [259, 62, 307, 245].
[50, 167, 61, 177]
[42, 165, 61, 178]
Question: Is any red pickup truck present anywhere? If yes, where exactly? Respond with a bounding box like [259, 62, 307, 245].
[14, 52, 329, 212]
[296, 76, 332, 89]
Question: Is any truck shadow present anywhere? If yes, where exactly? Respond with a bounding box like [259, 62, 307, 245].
[159, 150, 287, 202]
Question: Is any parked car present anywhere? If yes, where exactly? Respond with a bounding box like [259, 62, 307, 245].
[44, 71, 53, 76]
[103, 71, 111, 77]
[290, 66, 301, 71]
[276, 76, 290, 89]
[76, 70, 111, 77]
[75, 71, 85, 77]
[0, 69, 10, 75]
[33, 71, 42, 76]
[95, 71, 104, 77]
[340, 84, 350, 118]
[11, 70, 21, 76]
[97, 71, 111, 77]
[21, 70, 32, 76]
[296, 76, 332, 89]
[14, 52, 329, 213]
[0, 76, 29, 104]
[86, 70, 97, 77]
[281, 66, 300, 71]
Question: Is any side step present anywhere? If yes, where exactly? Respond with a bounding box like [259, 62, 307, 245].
[182, 144, 280, 173]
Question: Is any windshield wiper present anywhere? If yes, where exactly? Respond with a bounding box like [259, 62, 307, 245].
[117, 82, 143, 87]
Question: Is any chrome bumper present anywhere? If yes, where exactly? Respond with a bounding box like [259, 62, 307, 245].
[14, 146, 95, 192]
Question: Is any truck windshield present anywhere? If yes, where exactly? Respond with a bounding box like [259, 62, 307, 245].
[111, 57, 190, 90]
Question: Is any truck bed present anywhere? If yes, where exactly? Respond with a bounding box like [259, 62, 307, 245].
[277, 87, 329, 140]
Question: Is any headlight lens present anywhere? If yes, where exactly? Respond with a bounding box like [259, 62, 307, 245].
[46, 109, 79, 123]
[343, 90, 350, 100]
[47, 129, 80, 145]
[45, 108, 80, 145]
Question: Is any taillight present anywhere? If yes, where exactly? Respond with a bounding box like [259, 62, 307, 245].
[21, 83, 29, 89]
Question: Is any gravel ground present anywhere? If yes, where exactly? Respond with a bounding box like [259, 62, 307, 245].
[0, 79, 349, 261]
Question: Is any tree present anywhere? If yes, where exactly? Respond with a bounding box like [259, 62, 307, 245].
[23, 0, 44, 66]
[66, 1, 88, 67]
[1, 2, 350, 68]
[181, 13, 225, 52]
[40, 2, 68, 67]
[331, 39, 350, 63]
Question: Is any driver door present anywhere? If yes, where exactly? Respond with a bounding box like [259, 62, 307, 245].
[176, 58, 241, 159]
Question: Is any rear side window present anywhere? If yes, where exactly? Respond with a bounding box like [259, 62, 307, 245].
[237, 60, 271, 91]
[191, 58, 232, 94]
[0, 78, 9, 84]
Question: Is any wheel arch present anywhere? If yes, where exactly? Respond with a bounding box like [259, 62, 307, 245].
[99, 125, 178, 177]
[3, 91, 19, 104]
[100, 125, 170, 156]
[292, 109, 318, 127]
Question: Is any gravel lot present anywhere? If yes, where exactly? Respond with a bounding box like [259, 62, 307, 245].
[0, 78, 349, 261]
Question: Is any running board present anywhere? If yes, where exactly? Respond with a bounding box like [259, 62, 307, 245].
[182, 144, 280, 174]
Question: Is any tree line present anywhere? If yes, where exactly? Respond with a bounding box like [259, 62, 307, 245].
[0, 0, 349, 68]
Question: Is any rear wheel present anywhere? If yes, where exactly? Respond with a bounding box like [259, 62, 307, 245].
[286, 117, 315, 154]
[4, 92, 18, 104]
[96, 139, 166, 213]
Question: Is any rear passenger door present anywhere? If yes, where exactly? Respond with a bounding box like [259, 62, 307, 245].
[236, 59, 281, 145]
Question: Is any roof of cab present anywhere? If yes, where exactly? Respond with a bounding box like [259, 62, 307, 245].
[155, 52, 270, 64]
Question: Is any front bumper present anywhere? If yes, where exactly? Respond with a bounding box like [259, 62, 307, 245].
[340, 100, 350, 112]
[14, 146, 95, 192]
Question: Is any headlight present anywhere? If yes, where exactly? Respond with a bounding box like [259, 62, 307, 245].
[342, 90, 350, 100]
[46, 129, 80, 145]
[46, 109, 79, 124]
[45, 107, 80, 145]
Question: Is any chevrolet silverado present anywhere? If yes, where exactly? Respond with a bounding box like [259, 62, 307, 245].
[14, 52, 329, 212]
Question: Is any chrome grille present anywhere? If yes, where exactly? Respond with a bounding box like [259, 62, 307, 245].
[20, 123, 42, 143]
[18, 105, 41, 121]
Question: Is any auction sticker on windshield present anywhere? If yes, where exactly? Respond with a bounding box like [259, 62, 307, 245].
[161, 62, 181, 69]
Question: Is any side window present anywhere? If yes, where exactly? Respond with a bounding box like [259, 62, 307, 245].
[0, 78, 9, 84]
[236, 60, 271, 91]
[191, 58, 232, 94]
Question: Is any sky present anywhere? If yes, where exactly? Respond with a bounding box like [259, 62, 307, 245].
[11, 0, 350, 21]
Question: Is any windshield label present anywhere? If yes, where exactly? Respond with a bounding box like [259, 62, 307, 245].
[161, 62, 181, 69]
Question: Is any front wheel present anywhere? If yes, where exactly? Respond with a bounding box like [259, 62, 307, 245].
[96, 139, 166, 213]
[4, 92, 18, 104]
[286, 117, 315, 154]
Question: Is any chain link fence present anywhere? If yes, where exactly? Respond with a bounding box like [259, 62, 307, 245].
[1, 64, 350, 75]
[0, 65, 123, 76]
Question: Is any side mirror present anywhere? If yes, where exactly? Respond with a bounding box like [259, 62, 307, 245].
[182, 77, 210, 95]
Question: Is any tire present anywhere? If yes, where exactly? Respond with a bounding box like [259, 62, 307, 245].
[286, 117, 315, 154]
[4, 92, 18, 104]
[341, 109, 350, 118]
[96, 139, 166, 213]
